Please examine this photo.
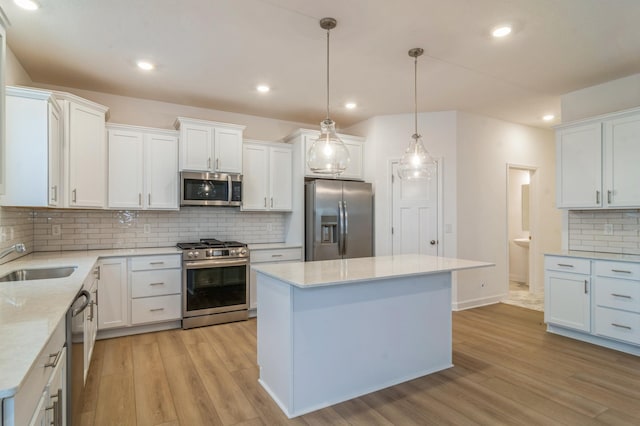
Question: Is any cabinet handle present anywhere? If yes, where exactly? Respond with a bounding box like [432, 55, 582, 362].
[611, 323, 632, 330]
[271, 197, 273, 208]
[150, 261, 165, 265]
[148, 193, 151, 206]
[216, 158, 220, 170]
[557, 263, 574, 268]
[611, 293, 632, 299]
[607, 190, 612, 204]
[264, 197, 267, 208]
[596, 190, 600, 204]
[51, 185, 58, 202]
[150, 308, 165, 312]
[72, 189, 77, 203]
[208, 157, 211, 169]
[149, 282, 164, 286]
[611, 269, 632, 274]
[139, 193, 142, 206]
[271, 254, 283, 258]
[95, 266, 101, 280]
[45, 350, 62, 368]
[584, 279, 588, 294]
[46, 388, 62, 426]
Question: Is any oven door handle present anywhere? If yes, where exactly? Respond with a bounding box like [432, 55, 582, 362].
[184, 259, 248, 268]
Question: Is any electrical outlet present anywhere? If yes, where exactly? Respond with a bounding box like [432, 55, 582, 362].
[604, 223, 614, 236]
[267, 223, 273, 232]
[52, 225, 61, 236]
[143, 224, 151, 234]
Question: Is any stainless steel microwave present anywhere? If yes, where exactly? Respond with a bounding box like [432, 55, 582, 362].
[180, 171, 242, 206]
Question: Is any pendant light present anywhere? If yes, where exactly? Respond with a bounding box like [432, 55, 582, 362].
[398, 48, 436, 180]
[307, 17, 350, 176]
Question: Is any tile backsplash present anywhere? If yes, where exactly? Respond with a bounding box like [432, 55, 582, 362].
[0, 206, 288, 258]
[568, 210, 640, 255]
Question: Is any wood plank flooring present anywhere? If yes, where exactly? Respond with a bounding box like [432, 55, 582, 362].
[78, 304, 640, 425]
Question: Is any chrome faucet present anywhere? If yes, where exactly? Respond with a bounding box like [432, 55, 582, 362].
[0, 243, 27, 259]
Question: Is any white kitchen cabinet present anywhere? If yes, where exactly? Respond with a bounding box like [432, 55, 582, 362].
[107, 124, 178, 210]
[55, 91, 109, 209]
[1, 87, 62, 207]
[129, 255, 181, 325]
[3, 318, 66, 426]
[284, 128, 365, 181]
[544, 256, 591, 332]
[249, 246, 302, 312]
[97, 258, 129, 330]
[555, 107, 640, 209]
[555, 122, 602, 208]
[84, 272, 98, 381]
[0, 9, 7, 195]
[175, 117, 245, 173]
[242, 141, 292, 211]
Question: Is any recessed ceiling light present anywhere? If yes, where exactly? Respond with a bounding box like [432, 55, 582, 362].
[136, 61, 155, 71]
[492, 25, 512, 38]
[345, 102, 357, 110]
[256, 85, 270, 93]
[542, 114, 555, 122]
[14, 0, 39, 11]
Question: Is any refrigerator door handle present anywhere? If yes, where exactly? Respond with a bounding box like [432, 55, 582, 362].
[338, 200, 344, 256]
[343, 201, 348, 255]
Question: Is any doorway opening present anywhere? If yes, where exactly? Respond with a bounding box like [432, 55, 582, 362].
[504, 165, 543, 311]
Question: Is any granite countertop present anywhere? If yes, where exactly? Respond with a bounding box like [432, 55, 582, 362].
[545, 251, 640, 263]
[252, 254, 494, 288]
[0, 247, 180, 399]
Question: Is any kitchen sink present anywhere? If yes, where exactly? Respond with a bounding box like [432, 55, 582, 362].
[0, 266, 77, 282]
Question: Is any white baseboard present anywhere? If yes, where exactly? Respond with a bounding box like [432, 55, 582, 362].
[452, 294, 506, 311]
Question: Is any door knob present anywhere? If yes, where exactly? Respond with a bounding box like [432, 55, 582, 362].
[430, 240, 437, 245]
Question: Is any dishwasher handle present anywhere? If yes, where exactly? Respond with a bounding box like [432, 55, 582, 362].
[71, 289, 91, 317]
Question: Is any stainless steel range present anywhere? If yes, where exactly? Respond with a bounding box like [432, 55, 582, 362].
[178, 238, 249, 329]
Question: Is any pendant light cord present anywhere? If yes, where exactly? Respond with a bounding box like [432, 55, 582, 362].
[326, 28, 330, 121]
[414, 54, 418, 138]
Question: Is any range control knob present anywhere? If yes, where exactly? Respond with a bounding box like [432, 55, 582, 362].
[239, 248, 247, 256]
[187, 251, 194, 258]
[193, 251, 200, 258]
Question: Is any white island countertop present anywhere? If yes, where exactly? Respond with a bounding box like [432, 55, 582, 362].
[252, 254, 494, 288]
[0, 247, 180, 399]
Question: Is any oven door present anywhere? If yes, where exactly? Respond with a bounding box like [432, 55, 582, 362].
[182, 258, 249, 317]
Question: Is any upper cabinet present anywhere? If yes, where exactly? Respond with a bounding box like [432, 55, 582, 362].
[175, 117, 245, 173]
[55, 91, 109, 209]
[107, 124, 179, 210]
[0, 8, 8, 195]
[242, 140, 292, 211]
[556, 108, 640, 209]
[284, 129, 365, 181]
[1, 87, 62, 207]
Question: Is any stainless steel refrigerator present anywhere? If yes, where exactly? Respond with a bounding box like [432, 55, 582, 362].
[305, 179, 373, 261]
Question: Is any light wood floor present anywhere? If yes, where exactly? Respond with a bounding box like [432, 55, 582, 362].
[78, 304, 640, 425]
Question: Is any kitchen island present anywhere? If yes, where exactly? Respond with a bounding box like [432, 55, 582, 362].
[253, 254, 493, 418]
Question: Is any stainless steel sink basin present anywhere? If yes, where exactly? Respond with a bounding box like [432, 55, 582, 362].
[0, 266, 77, 282]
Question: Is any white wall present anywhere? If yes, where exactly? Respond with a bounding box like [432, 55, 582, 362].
[561, 73, 640, 123]
[5, 46, 32, 86]
[455, 111, 560, 309]
[345, 111, 458, 258]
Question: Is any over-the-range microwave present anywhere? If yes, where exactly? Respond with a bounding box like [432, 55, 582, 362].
[180, 171, 242, 207]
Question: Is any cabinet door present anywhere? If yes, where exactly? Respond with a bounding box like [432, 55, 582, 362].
[85, 276, 98, 381]
[214, 127, 243, 173]
[341, 137, 364, 180]
[604, 114, 640, 207]
[68, 102, 106, 208]
[269, 146, 293, 211]
[545, 271, 591, 332]
[28, 391, 48, 426]
[97, 258, 129, 329]
[48, 104, 62, 207]
[180, 123, 212, 171]
[242, 144, 269, 210]
[46, 347, 66, 426]
[145, 134, 178, 209]
[556, 123, 602, 208]
[108, 129, 144, 209]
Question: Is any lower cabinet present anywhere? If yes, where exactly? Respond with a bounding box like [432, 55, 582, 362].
[249, 246, 302, 312]
[97, 254, 181, 336]
[545, 255, 640, 355]
[3, 318, 66, 426]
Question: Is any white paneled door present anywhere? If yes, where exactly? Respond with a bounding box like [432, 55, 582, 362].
[391, 162, 439, 256]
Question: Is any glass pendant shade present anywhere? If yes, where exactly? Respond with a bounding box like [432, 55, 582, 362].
[398, 134, 436, 180]
[307, 118, 350, 175]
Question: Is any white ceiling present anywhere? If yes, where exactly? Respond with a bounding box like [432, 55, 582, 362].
[2, 0, 640, 129]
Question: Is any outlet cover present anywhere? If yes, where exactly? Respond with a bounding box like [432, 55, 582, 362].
[52, 225, 61, 236]
[143, 224, 151, 234]
[604, 223, 614, 235]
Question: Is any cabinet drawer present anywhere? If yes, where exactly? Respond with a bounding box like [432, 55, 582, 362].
[130, 254, 180, 271]
[11, 318, 66, 426]
[131, 269, 181, 298]
[131, 294, 181, 324]
[544, 256, 591, 275]
[595, 261, 640, 280]
[594, 307, 640, 345]
[251, 247, 302, 263]
[595, 277, 640, 313]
